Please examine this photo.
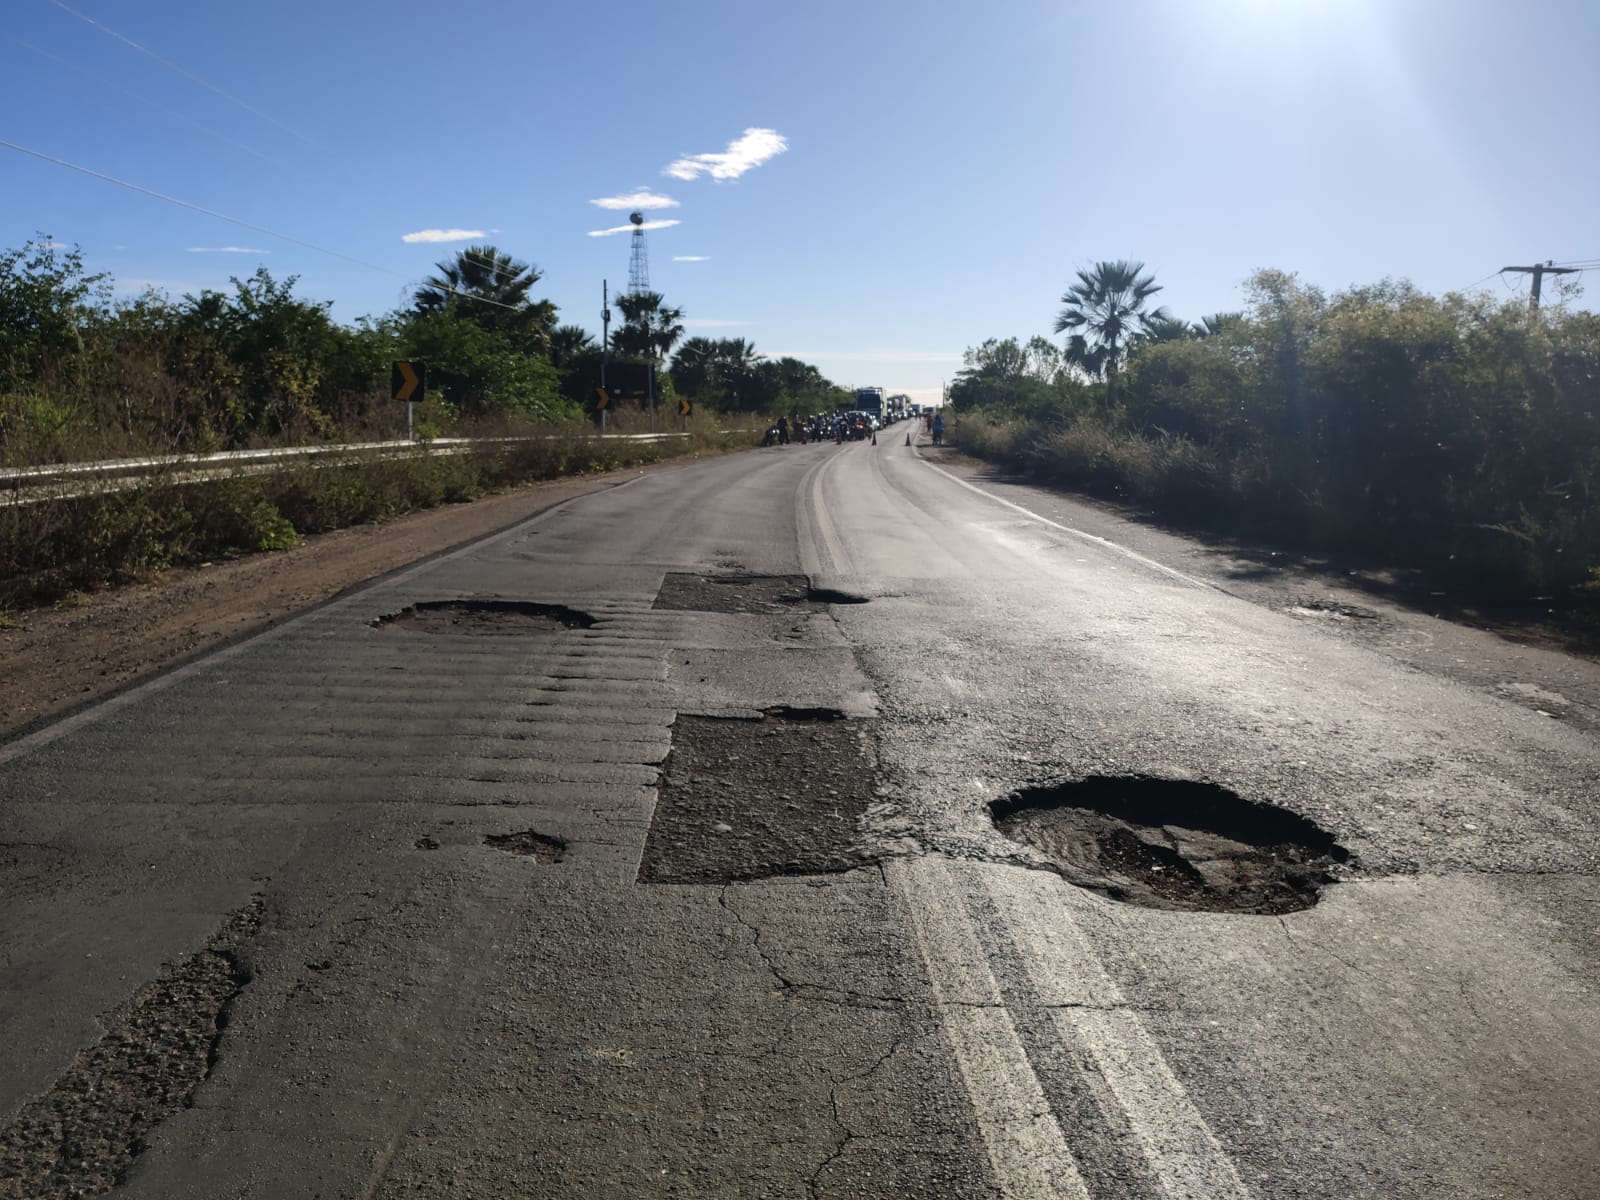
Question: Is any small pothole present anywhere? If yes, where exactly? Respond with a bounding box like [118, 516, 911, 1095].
[484, 830, 567, 863]
[653, 573, 868, 614]
[991, 777, 1349, 914]
[1286, 598, 1379, 621]
[761, 705, 850, 722]
[373, 600, 596, 634]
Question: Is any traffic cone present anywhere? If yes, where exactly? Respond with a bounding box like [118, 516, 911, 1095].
[905, 432, 910, 446]
[871, 431, 877, 445]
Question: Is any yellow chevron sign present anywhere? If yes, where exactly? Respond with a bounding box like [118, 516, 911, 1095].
[391, 360, 423, 402]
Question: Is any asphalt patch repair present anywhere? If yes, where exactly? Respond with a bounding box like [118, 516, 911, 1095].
[652, 573, 867, 615]
[373, 599, 597, 634]
[639, 709, 877, 883]
[0, 898, 263, 1200]
[991, 777, 1350, 914]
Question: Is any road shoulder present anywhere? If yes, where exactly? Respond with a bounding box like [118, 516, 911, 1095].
[916, 442, 1600, 734]
[0, 463, 686, 740]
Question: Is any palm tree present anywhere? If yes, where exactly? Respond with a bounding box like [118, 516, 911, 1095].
[1192, 312, 1244, 339]
[414, 245, 557, 355]
[549, 324, 597, 368]
[1054, 260, 1171, 399]
[1141, 313, 1194, 344]
[671, 337, 762, 403]
[612, 290, 685, 362]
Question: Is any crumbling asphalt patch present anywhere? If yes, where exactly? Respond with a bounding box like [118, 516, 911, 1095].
[0, 897, 263, 1200]
[484, 830, 567, 863]
[373, 599, 597, 634]
[991, 778, 1349, 914]
[1285, 597, 1380, 622]
[639, 713, 878, 883]
[652, 573, 867, 614]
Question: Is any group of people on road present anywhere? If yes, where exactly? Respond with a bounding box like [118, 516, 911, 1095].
[759, 410, 942, 448]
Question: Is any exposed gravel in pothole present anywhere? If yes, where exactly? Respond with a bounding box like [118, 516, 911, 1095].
[991, 777, 1349, 914]
[652, 573, 867, 615]
[373, 599, 596, 634]
[0, 898, 263, 1200]
[484, 830, 567, 863]
[1285, 598, 1380, 621]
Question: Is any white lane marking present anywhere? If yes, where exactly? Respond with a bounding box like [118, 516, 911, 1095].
[914, 455, 1215, 592]
[982, 868, 1253, 1200]
[891, 857, 1092, 1200]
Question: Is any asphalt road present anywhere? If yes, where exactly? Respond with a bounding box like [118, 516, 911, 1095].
[3, 423, 1597, 1198]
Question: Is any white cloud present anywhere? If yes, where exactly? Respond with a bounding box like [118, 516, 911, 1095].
[673, 255, 710, 262]
[41, 240, 71, 249]
[591, 189, 680, 211]
[587, 218, 681, 238]
[187, 245, 268, 254]
[664, 127, 787, 181]
[682, 318, 748, 328]
[401, 228, 487, 244]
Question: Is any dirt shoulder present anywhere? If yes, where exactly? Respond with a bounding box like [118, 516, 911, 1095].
[919, 441, 1600, 736]
[0, 463, 679, 740]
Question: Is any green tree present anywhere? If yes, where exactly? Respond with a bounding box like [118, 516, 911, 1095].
[671, 336, 762, 407]
[612, 290, 684, 362]
[1054, 260, 1171, 399]
[0, 235, 108, 395]
[414, 245, 557, 356]
[549, 324, 598, 369]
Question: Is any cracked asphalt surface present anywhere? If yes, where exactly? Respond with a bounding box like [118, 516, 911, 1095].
[2, 422, 1598, 1197]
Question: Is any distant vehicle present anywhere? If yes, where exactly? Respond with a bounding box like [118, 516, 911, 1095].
[853, 386, 885, 424]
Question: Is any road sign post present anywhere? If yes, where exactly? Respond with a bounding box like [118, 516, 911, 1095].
[595, 386, 610, 434]
[391, 360, 425, 441]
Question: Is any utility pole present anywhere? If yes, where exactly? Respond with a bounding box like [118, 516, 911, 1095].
[1501, 260, 1579, 310]
[600, 280, 610, 434]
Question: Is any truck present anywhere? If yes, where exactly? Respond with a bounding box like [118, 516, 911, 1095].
[853, 387, 885, 425]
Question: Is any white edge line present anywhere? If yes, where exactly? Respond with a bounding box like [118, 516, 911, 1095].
[912, 451, 1217, 592]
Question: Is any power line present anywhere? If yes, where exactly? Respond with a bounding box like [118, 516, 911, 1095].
[45, 0, 322, 148]
[4, 32, 287, 170]
[0, 138, 523, 312]
[1501, 260, 1580, 310]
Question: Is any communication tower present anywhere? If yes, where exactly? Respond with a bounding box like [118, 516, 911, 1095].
[627, 211, 650, 294]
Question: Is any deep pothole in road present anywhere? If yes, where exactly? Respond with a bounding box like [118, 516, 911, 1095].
[484, 830, 567, 863]
[991, 777, 1349, 914]
[652, 573, 868, 615]
[373, 599, 597, 634]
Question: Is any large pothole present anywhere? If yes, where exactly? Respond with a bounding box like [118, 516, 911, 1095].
[652, 573, 867, 615]
[991, 777, 1348, 914]
[373, 599, 596, 634]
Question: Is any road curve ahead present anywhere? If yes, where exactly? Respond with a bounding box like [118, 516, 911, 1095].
[3, 425, 1597, 1199]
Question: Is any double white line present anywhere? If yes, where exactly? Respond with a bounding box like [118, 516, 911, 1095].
[895, 857, 1252, 1199]
[799, 447, 1249, 1198]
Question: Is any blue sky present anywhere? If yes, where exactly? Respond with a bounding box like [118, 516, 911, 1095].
[4, 0, 1598, 407]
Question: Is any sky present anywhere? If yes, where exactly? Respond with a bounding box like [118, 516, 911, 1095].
[4, 0, 1598, 408]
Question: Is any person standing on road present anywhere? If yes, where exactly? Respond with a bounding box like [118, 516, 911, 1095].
[776, 415, 790, 446]
[931, 411, 944, 446]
